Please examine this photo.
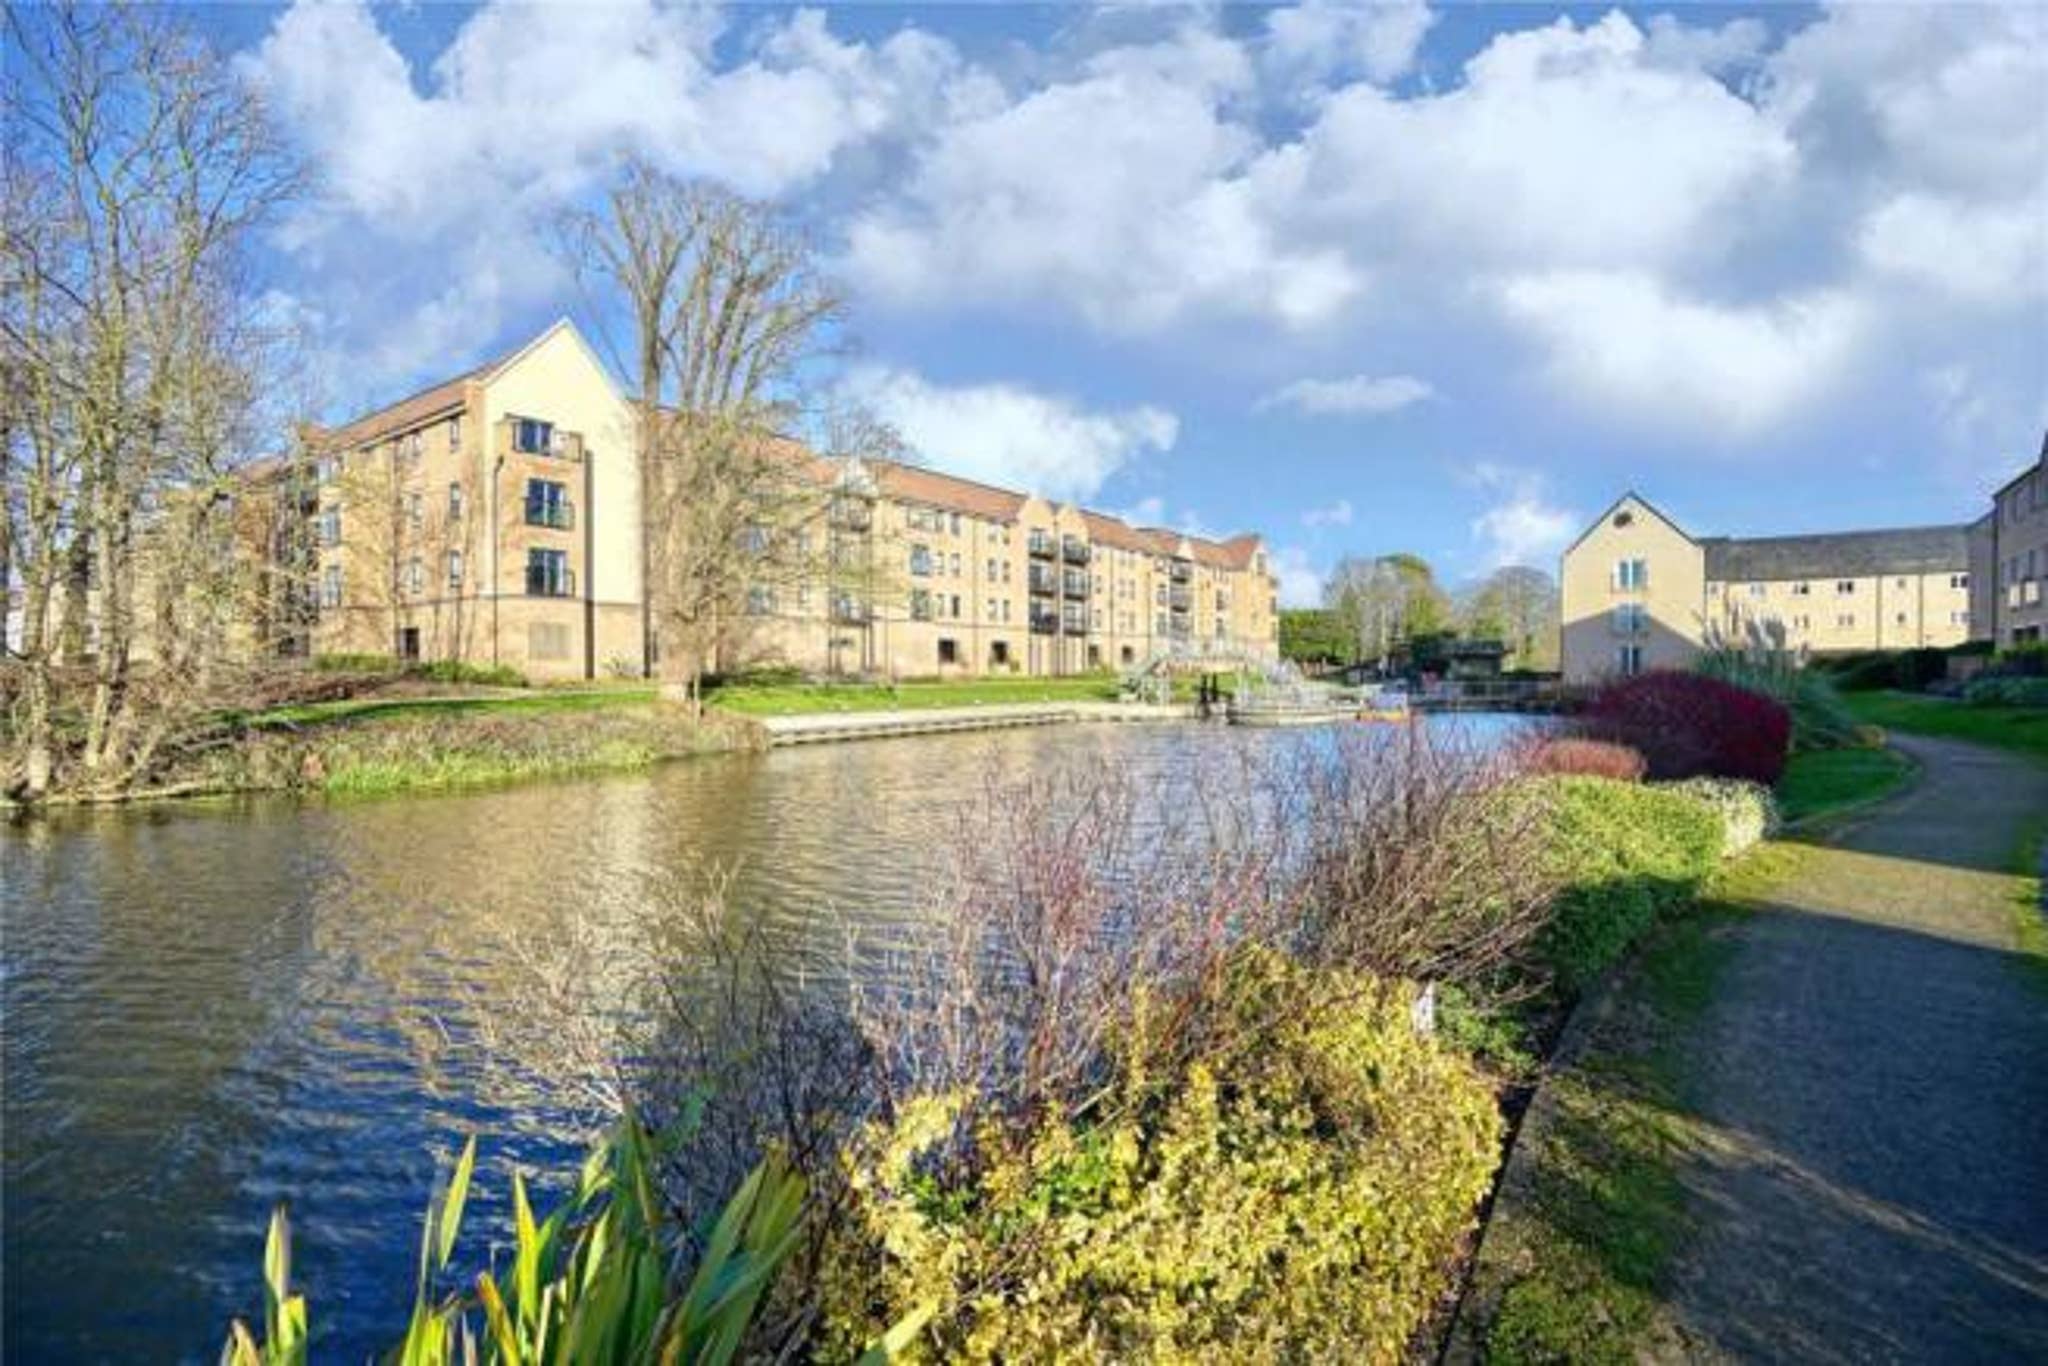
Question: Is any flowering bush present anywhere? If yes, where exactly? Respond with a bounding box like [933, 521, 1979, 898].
[1520, 737, 1647, 782]
[1583, 671, 1792, 785]
[1663, 777, 1779, 856]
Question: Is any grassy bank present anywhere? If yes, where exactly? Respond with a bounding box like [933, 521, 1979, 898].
[1460, 844, 1808, 1364]
[1844, 690, 2048, 763]
[239, 685, 660, 728]
[703, 674, 1128, 715]
[1775, 746, 1916, 825]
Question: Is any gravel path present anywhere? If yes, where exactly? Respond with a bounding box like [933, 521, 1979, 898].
[1665, 735, 2048, 1363]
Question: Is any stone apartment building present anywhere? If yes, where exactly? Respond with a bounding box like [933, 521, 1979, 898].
[1968, 433, 2048, 649]
[274, 320, 1278, 681]
[1560, 493, 1972, 684]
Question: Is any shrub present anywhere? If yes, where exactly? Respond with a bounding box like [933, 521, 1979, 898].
[1662, 777, 1778, 856]
[816, 948, 1501, 1364]
[1520, 737, 1646, 782]
[408, 659, 527, 688]
[1964, 675, 2048, 707]
[311, 651, 397, 673]
[1692, 649, 1859, 750]
[1584, 670, 1792, 785]
[1516, 776, 1727, 993]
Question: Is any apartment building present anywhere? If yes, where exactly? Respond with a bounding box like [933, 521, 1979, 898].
[279, 320, 1277, 681]
[1967, 432, 2048, 648]
[1560, 493, 1971, 684]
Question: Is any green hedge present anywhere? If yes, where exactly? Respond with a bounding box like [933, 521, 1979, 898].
[1524, 777, 1729, 994]
[817, 948, 1501, 1363]
[1964, 675, 2048, 707]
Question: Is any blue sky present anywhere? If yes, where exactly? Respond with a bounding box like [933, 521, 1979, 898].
[205, 1, 2045, 602]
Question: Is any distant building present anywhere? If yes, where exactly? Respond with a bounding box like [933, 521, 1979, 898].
[1559, 493, 1971, 685]
[274, 319, 1278, 681]
[1967, 432, 2048, 649]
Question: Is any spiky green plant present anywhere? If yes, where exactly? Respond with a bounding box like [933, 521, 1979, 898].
[223, 1118, 829, 1365]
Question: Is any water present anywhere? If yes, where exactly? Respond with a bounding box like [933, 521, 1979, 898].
[1, 716, 1525, 1362]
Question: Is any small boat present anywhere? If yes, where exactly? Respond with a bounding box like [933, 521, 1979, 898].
[1355, 686, 1412, 723]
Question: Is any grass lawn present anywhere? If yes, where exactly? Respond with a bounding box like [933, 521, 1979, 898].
[240, 687, 659, 729]
[1843, 690, 2048, 763]
[704, 675, 1127, 716]
[1776, 746, 1916, 825]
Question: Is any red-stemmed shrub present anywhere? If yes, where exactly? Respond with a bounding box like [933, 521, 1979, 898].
[1519, 737, 1648, 782]
[1581, 671, 1791, 785]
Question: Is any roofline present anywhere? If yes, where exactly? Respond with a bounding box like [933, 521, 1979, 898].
[1561, 490, 1695, 561]
[1698, 520, 1973, 549]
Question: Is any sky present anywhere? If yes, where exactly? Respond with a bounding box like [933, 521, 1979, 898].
[197, 0, 2046, 604]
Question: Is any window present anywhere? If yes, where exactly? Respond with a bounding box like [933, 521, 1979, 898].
[949, 552, 960, 577]
[950, 594, 961, 617]
[991, 641, 1011, 667]
[1616, 644, 1643, 675]
[513, 417, 554, 454]
[987, 557, 998, 580]
[938, 638, 959, 665]
[319, 565, 343, 609]
[1793, 582, 1811, 596]
[316, 508, 342, 547]
[910, 588, 932, 621]
[1951, 573, 1969, 590]
[406, 491, 423, 528]
[745, 585, 776, 616]
[909, 544, 933, 577]
[1614, 558, 1648, 590]
[447, 549, 464, 588]
[403, 557, 423, 595]
[1836, 613, 1855, 629]
[1748, 583, 1766, 598]
[1611, 603, 1647, 634]
[1836, 580, 1856, 594]
[398, 626, 420, 661]
[526, 548, 571, 597]
[949, 513, 961, 536]
[525, 480, 571, 530]
[316, 455, 341, 485]
[1895, 612, 1908, 626]
[448, 415, 462, 449]
[739, 522, 769, 555]
[448, 483, 464, 519]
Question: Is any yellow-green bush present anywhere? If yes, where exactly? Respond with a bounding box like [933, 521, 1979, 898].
[1522, 776, 1728, 994]
[816, 949, 1502, 1364]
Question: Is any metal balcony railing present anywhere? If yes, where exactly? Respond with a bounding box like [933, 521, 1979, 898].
[829, 501, 872, 532]
[525, 566, 576, 598]
[1061, 537, 1090, 565]
[1029, 610, 1059, 635]
[524, 499, 575, 531]
[1028, 531, 1056, 559]
[1062, 570, 1089, 597]
[1028, 565, 1057, 596]
[1169, 559, 1193, 583]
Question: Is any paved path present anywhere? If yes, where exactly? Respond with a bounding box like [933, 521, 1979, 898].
[1665, 735, 2048, 1363]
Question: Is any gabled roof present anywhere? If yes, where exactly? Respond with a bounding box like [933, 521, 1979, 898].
[867, 460, 1029, 522]
[1563, 490, 1696, 560]
[1701, 524, 1969, 581]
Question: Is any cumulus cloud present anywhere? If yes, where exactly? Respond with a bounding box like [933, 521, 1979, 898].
[839, 367, 1178, 503]
[1467, 464, 1578, 570]
[1495, 271, 1865, 434]
[1264, 0, 1436, 88]
[1301, 498, 1355, 528]
[1257, 374, 1434, 416]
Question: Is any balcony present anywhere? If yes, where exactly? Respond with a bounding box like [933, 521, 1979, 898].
[524, 499, 575, 531]
[1028, 564, 1057, 596]
[499, 420, 584, 463]
[1061, 611, 1087, 636]
[1169, 558, 1193, 583]
[525, 565, 576, 598]
[831, 597, 871, 625]
[1168, 585, 1193, 611]
[1061, 536, 1090, 565]
[1029, 608, 1059, 635]
[1062, 570, 1089, 598]
[1028, 530, 1056, 559]
[829, 500, 873, 532]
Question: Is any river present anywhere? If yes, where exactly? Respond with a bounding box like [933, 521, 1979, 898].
[1, 716, 1525, 1361]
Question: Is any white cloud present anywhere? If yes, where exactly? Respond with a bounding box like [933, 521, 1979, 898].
[1859, 195, 2047, 306]
[839, 366, 1178, 503]
[1467, 464, 1577, 570]
[1495, 270, 1865, 434]
[1264, 0, 1436, 88]
[1301, 498, 1355, 528]
[1258, 374, 1433, 416]
[1269, 545, 1327, 607]
[842, 24, 1367, 331]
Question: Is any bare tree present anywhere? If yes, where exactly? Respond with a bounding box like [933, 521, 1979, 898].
[2, 4, 302, 798]
[559, 164, 843, 704]
[1459, 565, 1559, 671]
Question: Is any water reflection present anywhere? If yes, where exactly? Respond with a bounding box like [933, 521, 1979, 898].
[1, 717, 1524, 1361]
